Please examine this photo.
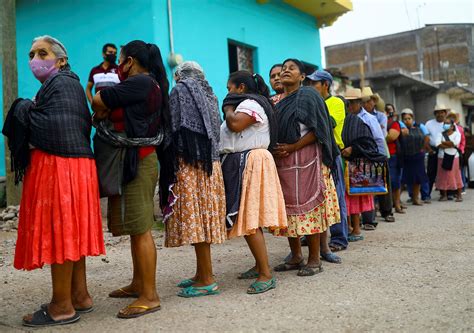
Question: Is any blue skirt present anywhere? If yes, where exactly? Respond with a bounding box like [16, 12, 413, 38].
[402, 153, 428, 185]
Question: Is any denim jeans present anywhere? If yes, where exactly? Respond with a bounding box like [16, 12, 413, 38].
[329, 156, 348, 248]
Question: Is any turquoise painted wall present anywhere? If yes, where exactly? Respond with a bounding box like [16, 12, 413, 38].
[1, 0, 321, 176]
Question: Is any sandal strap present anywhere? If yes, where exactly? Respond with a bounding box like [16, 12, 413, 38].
[249, 278, 275, 292]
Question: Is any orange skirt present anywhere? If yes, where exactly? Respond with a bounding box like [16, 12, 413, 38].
[14, 150, 105, 270]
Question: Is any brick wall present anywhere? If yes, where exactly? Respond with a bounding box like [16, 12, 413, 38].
[325, 24, 474, 87]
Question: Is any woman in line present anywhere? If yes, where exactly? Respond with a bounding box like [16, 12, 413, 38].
[92, 40, 169, 318]
[3, 35, 104, 327]
[341, 88, 386, 242]
[399, 109, 429, 205]
[272, 59, 340, 276]
[220, 70, 287, 294]
[435, 119, 463, 202]
[161, 61, 226, 297]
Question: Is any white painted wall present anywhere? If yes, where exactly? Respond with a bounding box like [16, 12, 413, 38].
[436, 93, 466, 126]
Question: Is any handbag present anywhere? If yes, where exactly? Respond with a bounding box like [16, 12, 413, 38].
[93, 133, 126, 198]
[345, 158, 388, 196]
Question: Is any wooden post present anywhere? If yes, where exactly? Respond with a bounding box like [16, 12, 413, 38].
[1, 0, 22, 206]
[359, 60, 365, 88]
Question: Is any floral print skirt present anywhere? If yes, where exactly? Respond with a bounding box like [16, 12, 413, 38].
[165, 159, 227, 247]
[272, 165, 340, 237]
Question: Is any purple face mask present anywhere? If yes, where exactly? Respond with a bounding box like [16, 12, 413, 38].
[29, 58, 59, 82]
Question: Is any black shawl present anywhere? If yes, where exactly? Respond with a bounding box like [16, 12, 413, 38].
[276, 87, 339, 169]
[2, 98, 33, 184]
[222, 93, 278, 150]
[342, 113, 386, 162]
[28, 70, 93, 158]
[2, 70, 93, 184]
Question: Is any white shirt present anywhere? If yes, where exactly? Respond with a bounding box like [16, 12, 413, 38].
[435, 130, 461, 158]
[219, 99, 270, 154]
[425, 119, 444, 147]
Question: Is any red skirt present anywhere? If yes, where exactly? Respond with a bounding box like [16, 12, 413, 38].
[14, 150, 105, 270]
[345, 193, 374, 215]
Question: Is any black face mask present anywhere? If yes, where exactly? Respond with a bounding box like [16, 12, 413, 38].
[105, 54, 116, 64]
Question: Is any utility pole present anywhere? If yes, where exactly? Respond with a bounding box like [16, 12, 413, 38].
[1, 0, 22, 206]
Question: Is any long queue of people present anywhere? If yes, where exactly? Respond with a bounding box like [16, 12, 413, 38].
[2, 36, 469, 328]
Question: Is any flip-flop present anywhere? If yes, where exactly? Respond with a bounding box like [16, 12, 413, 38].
[297, 264, 323, 277]
[41, 303, 93, 314]
[177, 283, 220, 298]
[455, 197, 463, 202]
[395, 207, 406, 214]
[321, 252, 342, 264]
[117, 304, 161, 319]
[348, 234, 364, 242]
[23, 308, 80, 327]
[177, 278, 196, 288]
[363, 223, 377, 230]
[274, 260, 304, 272]
[383, 216, 395, 222]
[238, 267, 259, 280]
[108, 288, 139, 299]
[247, 278, 276, 294]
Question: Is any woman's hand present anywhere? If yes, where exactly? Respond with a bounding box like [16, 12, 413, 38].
[401, 128, 409, 136]
[273, 143, 296, 158]
[341, 146, 353, 158]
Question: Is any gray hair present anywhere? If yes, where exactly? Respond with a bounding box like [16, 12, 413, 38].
[174, 61, 205, 81]
[32, 35, 68, 59]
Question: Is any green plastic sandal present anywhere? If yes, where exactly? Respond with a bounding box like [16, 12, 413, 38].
[176, 278, 196, 288]
[247, 278, 276, 294]
[177, 283, 220, 298]
[238, 267, 259, 280]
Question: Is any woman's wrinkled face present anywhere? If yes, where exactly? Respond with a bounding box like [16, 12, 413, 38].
[29, 40, 65, 68]
[280, 61, 305, 86]
[402, 114, 414, 128]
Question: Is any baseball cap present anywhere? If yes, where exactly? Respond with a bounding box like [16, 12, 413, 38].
[307, 70, 333, 84]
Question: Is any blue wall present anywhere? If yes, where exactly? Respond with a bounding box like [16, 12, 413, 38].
[1, 0, 321, 176]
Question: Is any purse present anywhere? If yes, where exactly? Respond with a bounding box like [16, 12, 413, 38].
[93, 134, 126, 198]
[345, 158, 388, 196]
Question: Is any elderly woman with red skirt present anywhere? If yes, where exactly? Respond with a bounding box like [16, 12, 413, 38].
[3, 35, 104, 328]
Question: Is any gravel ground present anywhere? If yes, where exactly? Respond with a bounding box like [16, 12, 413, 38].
[0, 191, 473, 333]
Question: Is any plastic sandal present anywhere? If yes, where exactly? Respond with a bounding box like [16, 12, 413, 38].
[348, 234, 364, 242]
[117, 304, 161, 319]
[238, 267, 259, 280]
[321, 252, 342, 264]
[297, 264, 323, 277]
[363, 223, 377, 230]
[274, 260, 304, 272]
[383, 216, 395, 222]
[177, 278, 196, 288]
[247, 278, 276, 294]
[177, 283, 220, 298]
[23, 308, 80, 327]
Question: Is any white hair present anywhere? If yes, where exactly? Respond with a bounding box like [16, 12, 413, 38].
[32, 35, 68, 59]
[174, 61, 205, 80]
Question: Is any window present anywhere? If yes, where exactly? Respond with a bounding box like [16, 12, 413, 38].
[228, 40, 255, 73]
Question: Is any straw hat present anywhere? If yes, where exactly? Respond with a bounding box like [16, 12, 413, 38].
[361, 87, 376, 102]
[344, 87, 362, 100]
[434, 104, 448, 112]
[447, 110, 459, 122]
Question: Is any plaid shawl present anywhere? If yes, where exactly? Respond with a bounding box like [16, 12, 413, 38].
[29, 70, 93, 158]
[276, 87, 339, 169]
[342, 113, 386, 162]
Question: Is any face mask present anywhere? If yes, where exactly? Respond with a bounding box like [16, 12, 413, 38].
[29, 58, 59, 83]
[105, 54, 116, 64]
[443, 124, 452, 131]
[118, 61, 129, 81]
